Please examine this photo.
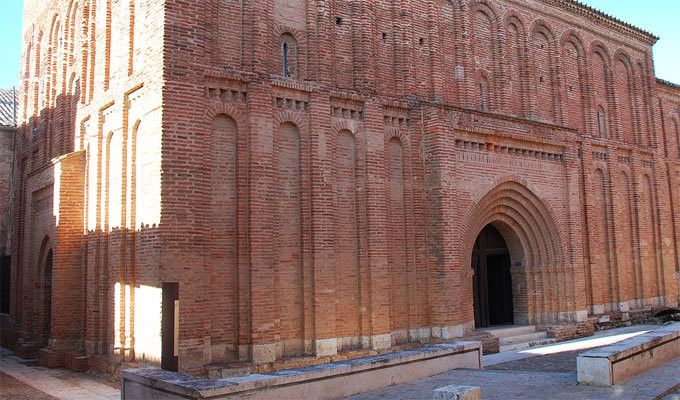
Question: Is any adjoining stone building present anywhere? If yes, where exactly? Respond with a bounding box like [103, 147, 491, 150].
[0, 88, 17, 316]
[5, 0, 680, 374]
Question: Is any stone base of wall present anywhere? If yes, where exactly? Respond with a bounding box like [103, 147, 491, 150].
[14, 340, 42, 359]
[540, 321, 596, 342]
[123, 341, 482, 400]
[63, 351, 89, 372]
[593, 308, 656, 331]
[541, 308, 661, 342]
[88, 354, 142, 381]
[88, 354, 114, 374]
[462, 332, 500, 355]
[0, 327, 20, 349]
[38, 348, 64, 368]
[253, 347, 379, 374]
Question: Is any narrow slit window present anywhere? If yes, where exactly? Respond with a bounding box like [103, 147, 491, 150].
[279, 33, 298, 80]
[597, 106, 607, 139]
[479, 79, 489, 112]
[282, 42, 288, 78]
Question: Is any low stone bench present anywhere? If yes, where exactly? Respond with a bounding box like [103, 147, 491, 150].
[433, 385, 481, 400]
[577, 323, 680, 386]
[122, 341, 481, 399]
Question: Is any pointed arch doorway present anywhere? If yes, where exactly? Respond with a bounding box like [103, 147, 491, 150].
[472, 224, 513, 328]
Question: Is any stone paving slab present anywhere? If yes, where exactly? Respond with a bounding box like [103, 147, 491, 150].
[486, 349, 582, 373]
[0, 348, 119, 400]
[347, 358, 680, 400]
[348, 325, 680, 400]
[482, 324, 660, 368]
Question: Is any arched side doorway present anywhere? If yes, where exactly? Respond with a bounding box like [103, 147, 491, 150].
[37, 237, 53, 345]
[472, 224, 513, 328]
[43, 249, 53, 344]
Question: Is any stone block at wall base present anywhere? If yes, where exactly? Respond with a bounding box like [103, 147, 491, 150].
[251, 343, 277, 364]
[89, 354, 113, 374]
[206, 363, 251, 379]
[87, 356, 141, 381]
[38, 348, 64, 368]
[594, 308, 656, 331]
[541, 321, 595, 342]
[315, 338, 338, 357]
[462, 332, 499, 354]
[64, 351, 89, 372]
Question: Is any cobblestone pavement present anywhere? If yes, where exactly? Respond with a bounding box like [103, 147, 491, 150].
[0, 371, 58, 400]
[0, 349, 119, 400]
[349, 325, 680, 400]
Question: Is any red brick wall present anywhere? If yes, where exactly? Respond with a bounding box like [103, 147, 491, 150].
[11, 0, 680, 373]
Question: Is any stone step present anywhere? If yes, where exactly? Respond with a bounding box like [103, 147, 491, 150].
[499, 338, 556, 353]
[483, 325, 537, 338]
[498, 331, 549, 346]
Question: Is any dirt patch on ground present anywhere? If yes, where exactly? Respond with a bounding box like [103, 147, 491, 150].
[0, 371, 57, 400]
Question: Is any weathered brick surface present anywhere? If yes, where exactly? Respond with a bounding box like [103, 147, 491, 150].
[0, 125, 13, 256]
[9, 0, 680, 374]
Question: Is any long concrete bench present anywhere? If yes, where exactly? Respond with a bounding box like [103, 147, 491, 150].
[577, 323, 680, 386]
[122, 341, 481, 399]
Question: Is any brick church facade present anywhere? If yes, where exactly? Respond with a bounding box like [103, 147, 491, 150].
[5, 0, 680, 373]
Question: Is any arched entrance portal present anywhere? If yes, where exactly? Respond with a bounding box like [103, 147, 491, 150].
[472, 224, 513, 328]
[462, 180, 573, 326]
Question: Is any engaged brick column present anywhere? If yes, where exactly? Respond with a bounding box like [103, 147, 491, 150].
[363, 100, 390, 350]
[655, 161, 679, 305]
[248, 0, 277, 364]
[248, 83, 278, 363]
[308, 91, 337, 356]
[422, 107, 458, 336]
[51, 151, 85, 351]
[563, 141, 588, 321]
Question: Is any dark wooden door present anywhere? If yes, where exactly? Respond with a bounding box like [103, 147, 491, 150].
[161, 282, 179, 372]
[487, 254, 513, 326]
[473, 225, 513, 328]
[1, 255, 11, 314]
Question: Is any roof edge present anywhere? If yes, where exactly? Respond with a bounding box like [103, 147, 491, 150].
[657, 78, 680, 90]
[547, 0, 659, 45]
